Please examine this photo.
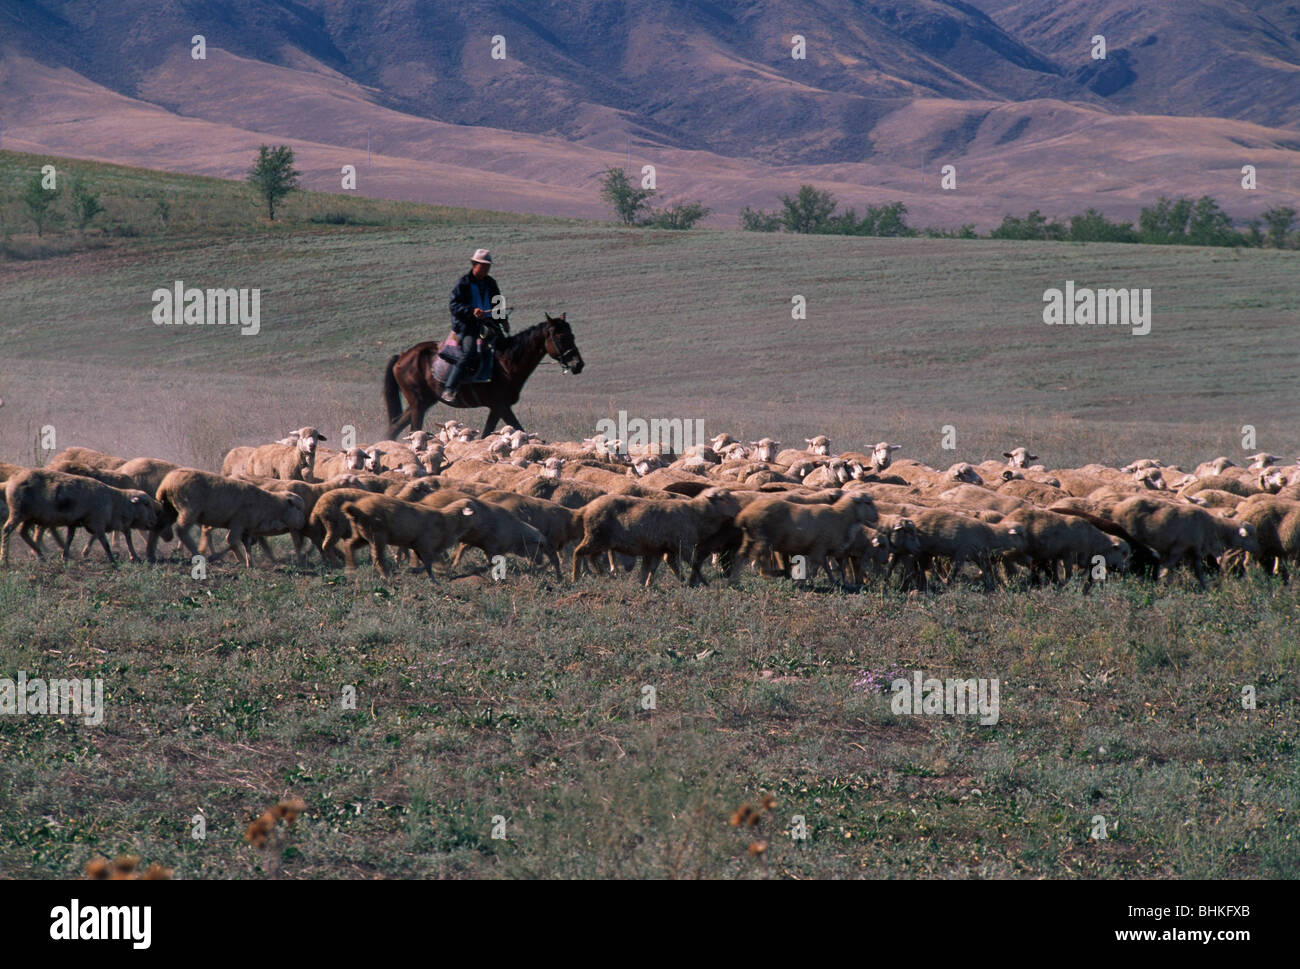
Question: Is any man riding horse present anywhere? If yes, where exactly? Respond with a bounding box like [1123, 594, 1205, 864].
[441, 248, 506, 403]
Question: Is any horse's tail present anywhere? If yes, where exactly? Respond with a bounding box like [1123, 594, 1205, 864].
[383, 353, 402, 423]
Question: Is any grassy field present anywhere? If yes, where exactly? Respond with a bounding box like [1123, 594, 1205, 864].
[1, 154, 1298, 879]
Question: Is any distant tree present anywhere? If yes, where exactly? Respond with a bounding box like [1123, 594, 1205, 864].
[1068, 208, 1137, 243]
[247, 145, 301, 221]
[599, 167, 655, 226]
[779, 185, 837, 233]
[1138, 196, 1193, 244]
[872, 201, 912, 237]
[989, 209, 1066, 241]
[1185, 196, 1237, 247]
[22, 172, 62, 237]
[1242, 219, 1265, 248]
[739, 205, 781, 231]
[643, 199, 711, 229]
[70, 177, 104, 231]
[1262, 206, 1297, 249]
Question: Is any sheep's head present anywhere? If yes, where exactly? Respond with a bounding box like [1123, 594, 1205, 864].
[848, 491, 879, 524]
[1002, 446, 1037, 468]
[1106, 538, 1131, 572]
[846, 460, 866, 480]
[719, 443, 748, 461]
[698, 487, 742, 517]
[1260, 469, 1288, 493]
[404, 430, 434, 453]
[950, 463, 983, 484]
[127, 492, 160, 528]
[1227, 521, 1260, 555]
[421, 446, 446, 475]
[787, 460, 814, 480]
[541, 457, 565, 479]
[1134, 467, 1166, 490]
[1206, 456, 1235, 475]
[1248, 452, 1280, 470]
[871, 442, 902, 470]
[710, 433, 737, 451]
[363, 448, 384, 472]
[805, 435, 831, 455]
[890, 518, 921, 555]
[749, 439, 780, 463]
[487, 438, 512, 461]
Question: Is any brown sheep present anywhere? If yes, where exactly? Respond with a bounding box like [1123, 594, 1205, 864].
[442, 497, 551, 577]
[573, 487, 742, 586]
[3, 468, 160, 564]
[45, 447, 127, 472]
[156, 469, 306, 568]
[221, 446, 257, 477]
[735, 492, 879, 582]
[475, 490, 583, 578]
[305, 487, 379, 566]
[245, 428, 326, 481]
[340, 495, 477, 580]
[903, 509, 1028, 591]
[1109, 496, 1259, 588]
[1236, 498, 1300, 580]
[1179, 475, 1260, 499]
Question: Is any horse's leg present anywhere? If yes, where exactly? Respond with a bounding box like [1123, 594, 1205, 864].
[482, 409, 501, 437]
[498, 407, 523, 433]
[411, 399, 430, 435]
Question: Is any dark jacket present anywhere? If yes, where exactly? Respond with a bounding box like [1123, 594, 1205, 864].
[449, 271, 501, 333]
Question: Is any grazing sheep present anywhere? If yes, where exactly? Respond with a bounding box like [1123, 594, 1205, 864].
[444, 497, 552, 577]
[903, 509, 1029, 591]
[573, 487, 742, 586]
[736, 492, 879, 582]
[1109, 496, 1259, 588]
[1236, 498, 1300, 580]
[341, 495, 477, 580]
[156, 469, 305, 568]
[475, 490, 583, 578]
[3, 469, 159, 564]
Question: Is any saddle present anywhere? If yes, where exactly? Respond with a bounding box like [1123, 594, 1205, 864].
[433, 330, 495, 385]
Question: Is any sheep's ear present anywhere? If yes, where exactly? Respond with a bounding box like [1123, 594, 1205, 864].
[462, 506, 475, 516]
[1002, 452, 1014, 458]
[130, 494, 145, 503]
[1027, 453, 1038, 461]
[1239, 527, 1249, 537]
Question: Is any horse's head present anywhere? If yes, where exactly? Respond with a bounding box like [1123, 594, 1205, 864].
[543, 313, 584, 374]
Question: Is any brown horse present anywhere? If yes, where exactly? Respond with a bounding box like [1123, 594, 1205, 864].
[383, 313, 584, 438]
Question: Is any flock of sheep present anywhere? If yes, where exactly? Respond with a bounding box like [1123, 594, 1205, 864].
[2, 420, 1298, 592]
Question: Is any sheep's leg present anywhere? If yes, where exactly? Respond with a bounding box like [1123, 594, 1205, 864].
[639, 554, 661, 588]
[224, 526, 253, 568]
[172, 522, 201, 558]
[93, 529, 117, 565]
[1192, 553, 1209, 591]
[198, 525, 214, 556]
[544, 546, 562, 580]
[370, 539, 392, 579]
[662, 550, 685, 583]
[122, 529, 142, 564]
[60, 525, 78, 561]
[1, 517, 23, 564]
[344, 536, 366, 571]
[256, 537, 278, 564]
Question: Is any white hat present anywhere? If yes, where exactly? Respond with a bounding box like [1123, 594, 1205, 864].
[471, 248, 493, 265]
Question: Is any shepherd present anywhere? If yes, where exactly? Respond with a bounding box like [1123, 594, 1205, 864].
[441, 248, 503, 402]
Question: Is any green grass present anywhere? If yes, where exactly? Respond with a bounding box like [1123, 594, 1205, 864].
[0, 555, 1296, 878]
[1, 153, 1298, 879]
